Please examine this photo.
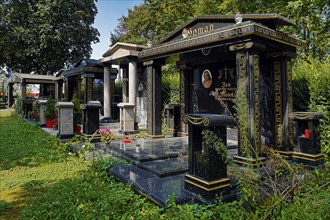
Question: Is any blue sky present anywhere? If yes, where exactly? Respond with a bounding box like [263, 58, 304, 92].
[91, 0, 144, 59]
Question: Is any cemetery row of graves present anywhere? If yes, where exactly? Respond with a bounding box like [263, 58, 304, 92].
[1, 13, 329, 218]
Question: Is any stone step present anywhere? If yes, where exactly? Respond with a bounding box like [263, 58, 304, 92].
[102, 138, 188, 162]
[137, 157, 188, 177]
[109, 164, 193, 206]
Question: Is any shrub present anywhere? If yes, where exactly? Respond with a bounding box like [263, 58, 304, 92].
[44, 97, 56, 120]
[292, 56, 330, 161]
[71, 94, 82, 126]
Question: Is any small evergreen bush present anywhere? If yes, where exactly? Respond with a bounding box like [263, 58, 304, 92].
[71, 94, 82, 126]
[44, 97, 56, 120]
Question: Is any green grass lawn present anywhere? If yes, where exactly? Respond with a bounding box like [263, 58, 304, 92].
[1, 110, 329, 219]
[0, 112, 88, 219]
[0, 111, 163, 219]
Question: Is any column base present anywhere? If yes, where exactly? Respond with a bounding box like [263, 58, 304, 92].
[57, 134, 74, 139]
[273, 150, 293, 159]
[273, 150, 324, 168]
[119, 130, 137, 135]
[185, 174, 231, 200]
[177, 132, 189, 137]
[165, 128, 181, 137]
[82, 133, 101, 143]
[233, 156, 266, 168]
[292, 151, 324, 167]
[146, 134, 165, 139]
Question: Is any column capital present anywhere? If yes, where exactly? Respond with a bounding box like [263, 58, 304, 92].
[267, 51, 296, 58]
[143, 59, 165, 67]
[176, 62, 193, 70]
[229, 41, 266, 51]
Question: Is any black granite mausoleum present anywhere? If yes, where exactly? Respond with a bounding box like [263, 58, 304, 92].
[139, 14, 302, 161]
[137, 14, 322, 199]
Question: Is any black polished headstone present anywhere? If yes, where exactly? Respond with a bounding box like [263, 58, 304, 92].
[183, 113, 236, 200]
[82, 101, 102, 135]
[165, 104, 181, 137]
[290, 112, 324, 167]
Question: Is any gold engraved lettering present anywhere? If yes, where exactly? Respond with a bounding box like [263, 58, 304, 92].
[147, 66, 153, 134]
[85, 67, 104, 73]
[253, 55, 261, 152]
[87, 78, 93, 101]
[287, 60, 294, 146]
[180, 68, 185, 131]
[187, 24, 215, 37]
[274, 61, 282, 147]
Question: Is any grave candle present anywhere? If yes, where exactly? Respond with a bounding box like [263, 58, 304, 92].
[304, 129, 310, 139]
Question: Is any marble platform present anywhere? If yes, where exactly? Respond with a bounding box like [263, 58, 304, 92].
[89, 136, 238, 205]
[109, 164, 193, 206]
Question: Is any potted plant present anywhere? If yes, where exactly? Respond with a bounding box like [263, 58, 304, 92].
[71, 94, 82, 134]
[44, 97, 57, 128]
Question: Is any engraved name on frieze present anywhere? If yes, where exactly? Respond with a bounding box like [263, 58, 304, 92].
[85, 67, 104, 73]
[139, 25, 254, 58]
[186, 24, 215, 37]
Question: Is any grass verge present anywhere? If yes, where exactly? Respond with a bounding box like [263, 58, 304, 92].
[1, 110, 329, 219]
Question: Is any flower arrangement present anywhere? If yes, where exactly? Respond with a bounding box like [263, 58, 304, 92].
[98, 128, 116, 144]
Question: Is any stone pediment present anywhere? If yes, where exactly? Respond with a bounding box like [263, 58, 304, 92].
[159, 14, 296, 44]
[100, 42, 147, 64]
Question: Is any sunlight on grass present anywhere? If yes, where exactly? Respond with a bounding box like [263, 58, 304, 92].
[0, 109, 14, 117]
[0, 115, 66, 170]
[0, 158, 87, 191]
[0, 113, 88, 219]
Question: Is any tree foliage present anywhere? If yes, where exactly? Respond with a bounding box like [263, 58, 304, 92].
[292, 57, 330, 160]
[113, 0, 329, 60]
[111, 0, 196, 46]
[0, 0, 99, 74]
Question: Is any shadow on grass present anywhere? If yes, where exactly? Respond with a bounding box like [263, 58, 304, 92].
[0, 116, 67, 170]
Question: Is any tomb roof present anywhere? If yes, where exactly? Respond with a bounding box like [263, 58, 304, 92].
[159, 14, 295, 44]
[8, 73, 62, 84]
[100, 42, 147, 64]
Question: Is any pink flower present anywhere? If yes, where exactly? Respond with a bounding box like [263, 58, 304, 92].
[99, 127, 111, 135]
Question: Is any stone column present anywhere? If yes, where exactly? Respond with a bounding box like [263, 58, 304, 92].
[144, 60, 164, 137]
[56, 102, 74, 139]
[267, 52, 294, 153]
[8, 83, 14, 107]
[38, 99, 47, 127]
[128, 61, 137, 105]
[230, 42, 266, 166]
[66, 79, 75, 101]
[178, 63, 192, 136]
[55, 83, 59, 100]
[84, 78, 93, 103]
[103, 65, 112, 120]
[121, 65, 129, 103]
[21, 83, 26, 100]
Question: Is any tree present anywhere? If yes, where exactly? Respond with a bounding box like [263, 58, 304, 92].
[111, 0, 196, 45]
[285, 0, 330, 60]
[112, 0, 329, 60]
[0, 0, 99, 74]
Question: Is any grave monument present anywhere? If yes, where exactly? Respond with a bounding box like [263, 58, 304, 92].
[139, 14, 304, 198]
